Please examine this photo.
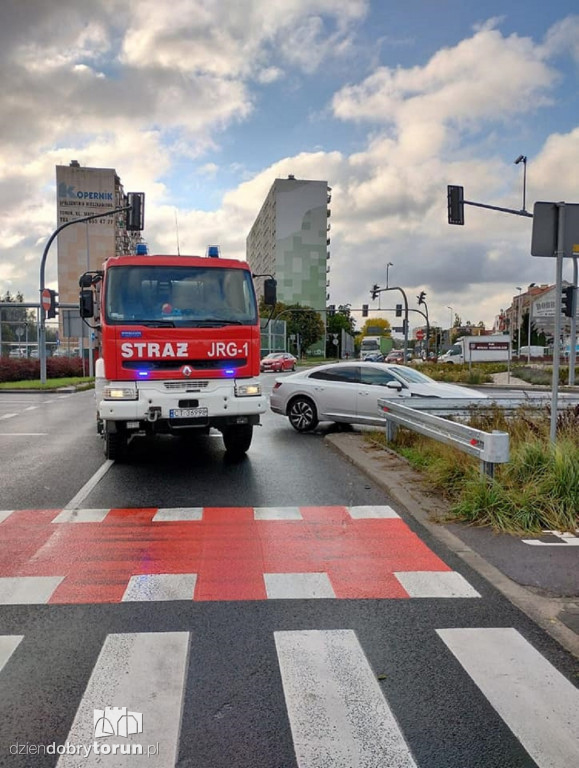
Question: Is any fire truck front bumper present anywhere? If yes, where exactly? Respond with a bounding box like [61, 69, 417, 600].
[97, 378, 267, 428]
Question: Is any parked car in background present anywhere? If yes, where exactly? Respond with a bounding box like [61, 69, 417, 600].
[385, 350, 404, 363]
[362, 352, 385, 362]
[260, 352, 297, 373]
[270, 361, 487, 432]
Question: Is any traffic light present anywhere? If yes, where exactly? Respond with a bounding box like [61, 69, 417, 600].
[447, 185, 464, 225]
[362, 304, 369, 317]
[417, 291, 426, 306]
[395, 304, 402, 317]
[370, 284, 380, 300]
[126, 192, 145, 231]
[327, 304, 336, 318]
[402, 319, 408, 334]
[562, 286, 577, 318]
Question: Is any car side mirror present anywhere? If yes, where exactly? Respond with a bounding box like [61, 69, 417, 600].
[79, 289, 94, 318]
[263, 278, 277, 306]
[386, 380, 403, 391]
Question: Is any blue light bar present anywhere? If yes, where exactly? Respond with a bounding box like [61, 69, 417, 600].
[207, 245, 220, 258]
[137, 370, 150, 377]
[136, 243, 148, 255]
[224, 368, 236, 376]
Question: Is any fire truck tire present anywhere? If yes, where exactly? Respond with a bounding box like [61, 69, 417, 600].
[104, 426, 127, 461]
[222, 424, 253, 457]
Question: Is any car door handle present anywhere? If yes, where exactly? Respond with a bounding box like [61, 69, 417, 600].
[358, 391, 369, 396]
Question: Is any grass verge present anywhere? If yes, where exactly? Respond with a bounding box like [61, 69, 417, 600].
[366, 406, 579, 534]
[0, 377, 94, 391]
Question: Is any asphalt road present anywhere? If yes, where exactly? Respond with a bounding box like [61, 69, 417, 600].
[0, 382, 578, 768]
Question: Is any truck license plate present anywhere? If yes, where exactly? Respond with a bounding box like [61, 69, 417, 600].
[170, 407, 209, 419]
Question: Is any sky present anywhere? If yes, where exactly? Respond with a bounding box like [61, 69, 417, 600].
[0, 0, 578, 333]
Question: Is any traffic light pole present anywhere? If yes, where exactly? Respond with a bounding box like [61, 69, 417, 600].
[372, 286, 409, 361]
[39, 205, 130, 384]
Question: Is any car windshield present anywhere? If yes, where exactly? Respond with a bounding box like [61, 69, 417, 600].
[105, 265, 258, 326]
[388, 365, 434, 384]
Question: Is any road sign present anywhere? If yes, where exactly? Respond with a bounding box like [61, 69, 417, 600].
[531, 202, 579, 257]
[416, 329, 425, 340]
[41, 289, 52, 312]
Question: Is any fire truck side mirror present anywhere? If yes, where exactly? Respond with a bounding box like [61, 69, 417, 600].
[79, 289, 94, 318]
[263, 278, 277, 306]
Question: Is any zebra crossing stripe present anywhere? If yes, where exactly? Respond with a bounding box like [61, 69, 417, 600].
[275, 629, 418, 768]
[395, 571, 481, 598]
[0, 635, 23, 673]
[264, 572, 335, 598]
[57, 632, 189, 767]
[0, 576, 64, 604]
[437, 627, 579, 768]
[0, 510, 14, 524]
[52, 509, 111, 524]
[122, 574, 197, 601]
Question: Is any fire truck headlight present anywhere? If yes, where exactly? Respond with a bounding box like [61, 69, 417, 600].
[103, 384, 138, 400]
[235, 382, 262, 397]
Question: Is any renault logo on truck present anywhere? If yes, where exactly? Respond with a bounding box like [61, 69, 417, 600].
[182, 366, 193, 377]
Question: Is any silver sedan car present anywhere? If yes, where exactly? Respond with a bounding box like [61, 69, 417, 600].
[270, 361, 487, 432]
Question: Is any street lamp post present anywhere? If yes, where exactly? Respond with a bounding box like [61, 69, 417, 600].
[447, 306, 453, 344]
[514, 155, 527, 213]
[516, 287, 522, 357]
[386, 262, 393, 289]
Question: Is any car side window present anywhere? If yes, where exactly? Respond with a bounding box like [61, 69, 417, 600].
[309, 366, 360, 383]
[359, 368, 399, 387]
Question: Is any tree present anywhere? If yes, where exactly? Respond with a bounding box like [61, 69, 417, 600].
[358, 317, 391, 337]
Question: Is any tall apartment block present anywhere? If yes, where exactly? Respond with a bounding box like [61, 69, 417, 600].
[56, 161, 140, 309]
[246, 176, 332, 322]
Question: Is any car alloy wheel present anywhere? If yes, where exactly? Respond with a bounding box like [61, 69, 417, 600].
[288, 396, 318, 432]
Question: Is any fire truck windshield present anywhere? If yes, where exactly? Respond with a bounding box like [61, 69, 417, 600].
[105, 266, 258, 326]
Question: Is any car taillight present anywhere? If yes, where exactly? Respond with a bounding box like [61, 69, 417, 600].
[273, 382, 283, 390]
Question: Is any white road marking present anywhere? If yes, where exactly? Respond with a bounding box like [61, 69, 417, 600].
[0, 510, 14, 524]
[24, 406, 38, 411]
[0, 413, 17, 420]
[395, 571, 481, 598]
[523, 530, 579, 546]
[61, 460, 114, 511]
[264, 573, 335, 599]
[57, 632, 190, 767]
[348, 505, 400, 518]
[0, 636, 24, 672]
[437, 627, 579, 768]
[122, 574, 197, 601]
[52, 508, 111, 524]
[0, 576, 64, 604]
[153, 507, 203, 522]
[275, 629, 418, 768]
[254, 506, 303, 520]
[0, 433, 48, 436]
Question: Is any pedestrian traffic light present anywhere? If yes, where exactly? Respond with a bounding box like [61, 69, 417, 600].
[362, 304, 369, 317]
[447, 185, 464, 225]
[395, 304, 402, 317]
[370, 284, 380, 300]
[417, 291, 426, 306]
[327, 304, 336, 317]
[561, 285, 577, 318]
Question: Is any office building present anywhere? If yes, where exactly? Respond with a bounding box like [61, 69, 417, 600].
[246, 176, 331, 355]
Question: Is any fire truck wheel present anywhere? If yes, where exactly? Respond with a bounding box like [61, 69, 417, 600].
[104, 426, 127, 461]
[222, 424, 253, 457]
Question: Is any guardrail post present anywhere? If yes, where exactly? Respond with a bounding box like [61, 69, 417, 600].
[386, 420, 397, 442]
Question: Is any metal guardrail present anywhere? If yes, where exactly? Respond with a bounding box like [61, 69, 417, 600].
[377, 398, 510, 478]
[376, 395, 579, 418]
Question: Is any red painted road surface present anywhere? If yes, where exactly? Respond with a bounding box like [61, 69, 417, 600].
[0, 507, 452, 603]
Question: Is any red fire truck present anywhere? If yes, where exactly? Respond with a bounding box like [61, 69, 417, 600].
[79, 244, 275, 460]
